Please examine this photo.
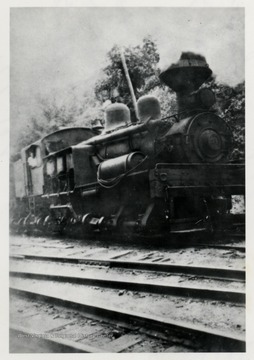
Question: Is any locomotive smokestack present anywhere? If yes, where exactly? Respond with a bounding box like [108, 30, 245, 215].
[159, 52, 213, 119]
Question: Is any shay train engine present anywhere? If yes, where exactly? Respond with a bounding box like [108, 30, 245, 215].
[10, 53, 245, 237]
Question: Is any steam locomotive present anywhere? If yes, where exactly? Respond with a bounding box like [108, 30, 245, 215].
[10, 53, 245, 238]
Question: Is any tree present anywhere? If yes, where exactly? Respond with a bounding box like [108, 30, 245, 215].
[11, 87, 103, 155]
[95, 36, 161, 120]
[148, 85, 177, 122]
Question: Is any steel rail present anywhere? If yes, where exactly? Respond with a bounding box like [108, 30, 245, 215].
[10, 240, 246, 252]
[10, 254, 245, 282]
[9, 286, 245, 352]
[9, 270, 245, 304]
[10, 324, 107, 353]
[196, 244, 245, 252]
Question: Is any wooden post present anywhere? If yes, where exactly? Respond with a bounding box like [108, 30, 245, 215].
[120, 48, 138, 120]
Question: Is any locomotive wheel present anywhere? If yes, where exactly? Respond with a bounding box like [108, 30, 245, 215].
[16, 217, 25, 234]
[43, 215, 57, 234]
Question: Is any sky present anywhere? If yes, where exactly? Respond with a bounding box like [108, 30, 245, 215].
[10, 7, 244, 133]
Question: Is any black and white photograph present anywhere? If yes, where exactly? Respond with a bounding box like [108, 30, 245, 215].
[7, 3, 248, 354]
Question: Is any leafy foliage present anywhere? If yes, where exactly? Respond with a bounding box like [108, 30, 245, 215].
[148, 85, 177, 123]
[11, 88, 103, 155]
[95, 36, 160, 120]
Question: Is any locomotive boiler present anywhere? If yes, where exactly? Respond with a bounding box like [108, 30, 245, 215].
[10, 52, 245, 238]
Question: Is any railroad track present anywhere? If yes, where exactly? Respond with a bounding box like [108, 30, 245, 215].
[10, 259, 245, 304]
[10, 226, 245, 251]
[10, 255, 245, 303]
[10, 284, 245, 352]
[10, 258, 245, 351]
[9, 292, 200, 353]
[10, 252, 245, 279]
[10, 234, 245, 265]
[9, 234, 245, 352]
[10, 240, 246, 253]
